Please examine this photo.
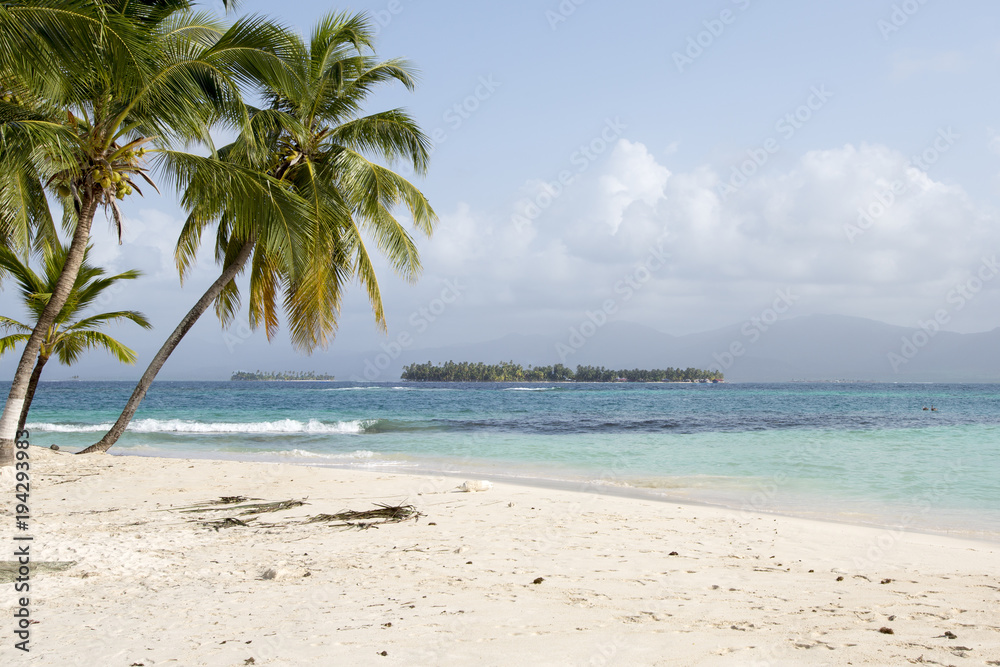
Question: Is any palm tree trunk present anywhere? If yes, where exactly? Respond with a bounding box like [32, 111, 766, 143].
[17, 354, 49, 435]
[0, 195, 98, 468]
[79, 239, 256, 455]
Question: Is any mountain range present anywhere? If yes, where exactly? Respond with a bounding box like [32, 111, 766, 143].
[339, 314, 1000, 383]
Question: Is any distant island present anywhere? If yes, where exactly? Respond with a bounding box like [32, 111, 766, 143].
[230, 370, 336, 381]
[400, 362, 723, 383]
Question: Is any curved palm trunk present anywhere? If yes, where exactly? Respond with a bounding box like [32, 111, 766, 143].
[79, 239, 255, 454]
[0, 196, 98, 468]
[17, 354, 49, 435]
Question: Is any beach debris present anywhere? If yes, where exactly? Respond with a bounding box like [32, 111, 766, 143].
[50, 444, 59, 451]
[533, 577, 544, 584]
[836, 576, 844, 581]
[669, 551, 679, 556]
[237, 499, 306, 515]
[878, 627, 894, 635]
[169, 497, 266, 513]
[206, 517, 253, 531]
[245, 659, 256, 665]
[178, 499, 304, 515]
[170, 497, 306, 530]
[458, 480, 493, 492]
[0, 561, 76, 583]
[880, 578, 892, 584]
[306, 503, 422, 528]
[175, 498, 418, 530]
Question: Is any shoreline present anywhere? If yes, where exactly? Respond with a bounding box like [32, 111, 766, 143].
[0, 447, 1000, 666]
[105, 447, 1000, 545]
[3, 446, 998, 665]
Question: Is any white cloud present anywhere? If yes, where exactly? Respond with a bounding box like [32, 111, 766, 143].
[596, 139, 670, 234]
[401, 138, 1000, 337]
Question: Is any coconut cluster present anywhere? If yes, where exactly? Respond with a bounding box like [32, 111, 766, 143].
[52, 144, 150, 205]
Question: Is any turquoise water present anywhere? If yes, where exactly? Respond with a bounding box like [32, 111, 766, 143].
[21, 381, 1000, 539]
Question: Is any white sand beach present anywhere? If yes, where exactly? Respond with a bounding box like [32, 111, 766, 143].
[2, 446, 998, 666]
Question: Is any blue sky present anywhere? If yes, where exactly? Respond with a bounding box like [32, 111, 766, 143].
[5, 0, 1000, 379]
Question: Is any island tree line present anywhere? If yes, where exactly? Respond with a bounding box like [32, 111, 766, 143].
[400, 362, 723, 383]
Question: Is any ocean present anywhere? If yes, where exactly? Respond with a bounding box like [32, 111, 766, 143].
[21, 380, 1000, 540]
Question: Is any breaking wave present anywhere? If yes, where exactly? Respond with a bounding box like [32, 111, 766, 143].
[503, 387, 558, 392]
[28, 418, 376, 435]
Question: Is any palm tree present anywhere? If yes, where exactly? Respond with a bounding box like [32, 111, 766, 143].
[0, 242, 151, 432]
[0, 1, 298, 467]
[80, 11, 437, 454]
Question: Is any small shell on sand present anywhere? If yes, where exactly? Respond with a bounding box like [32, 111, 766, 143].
[458, 480, 493, 492]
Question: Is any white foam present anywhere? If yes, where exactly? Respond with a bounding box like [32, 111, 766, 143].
[274, 449, 376, 460]
[28, 418, 373, 435]
[324, 386, 385, 391]
[503, 387, 556, 392]
[26, 422, 111, 433]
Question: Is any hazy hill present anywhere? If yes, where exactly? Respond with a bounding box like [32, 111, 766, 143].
[339, 315, 1000, 383]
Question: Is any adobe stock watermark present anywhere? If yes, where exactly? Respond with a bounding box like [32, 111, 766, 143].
[555, 235, 669, 362]
[877, 0, 933, 40]
[94, 279, 126, 308]
[370, 0, 410, 36]
[851, 458, 965, 569]
[887, 255, 999, 372]
[222, 320, 253, 353]
[524, 453, 635, 561]
[844, 127, 959, 244]
[511, 117, 627, 232]
[736, 435, 834, 522]
[710, 288, 799, 372]
[717, 86, 834, 202]
[428, 75, 501, 156]
[672, 0, 753, 73]
[989, 128, 1000, 156]
[545, 0, 589, 30]
[350, 278, 466, 382]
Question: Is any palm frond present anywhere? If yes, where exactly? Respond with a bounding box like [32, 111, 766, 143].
[66, 309, 152, 332]
[54, 330, 138, 366]
[0, 332, 31, 356]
